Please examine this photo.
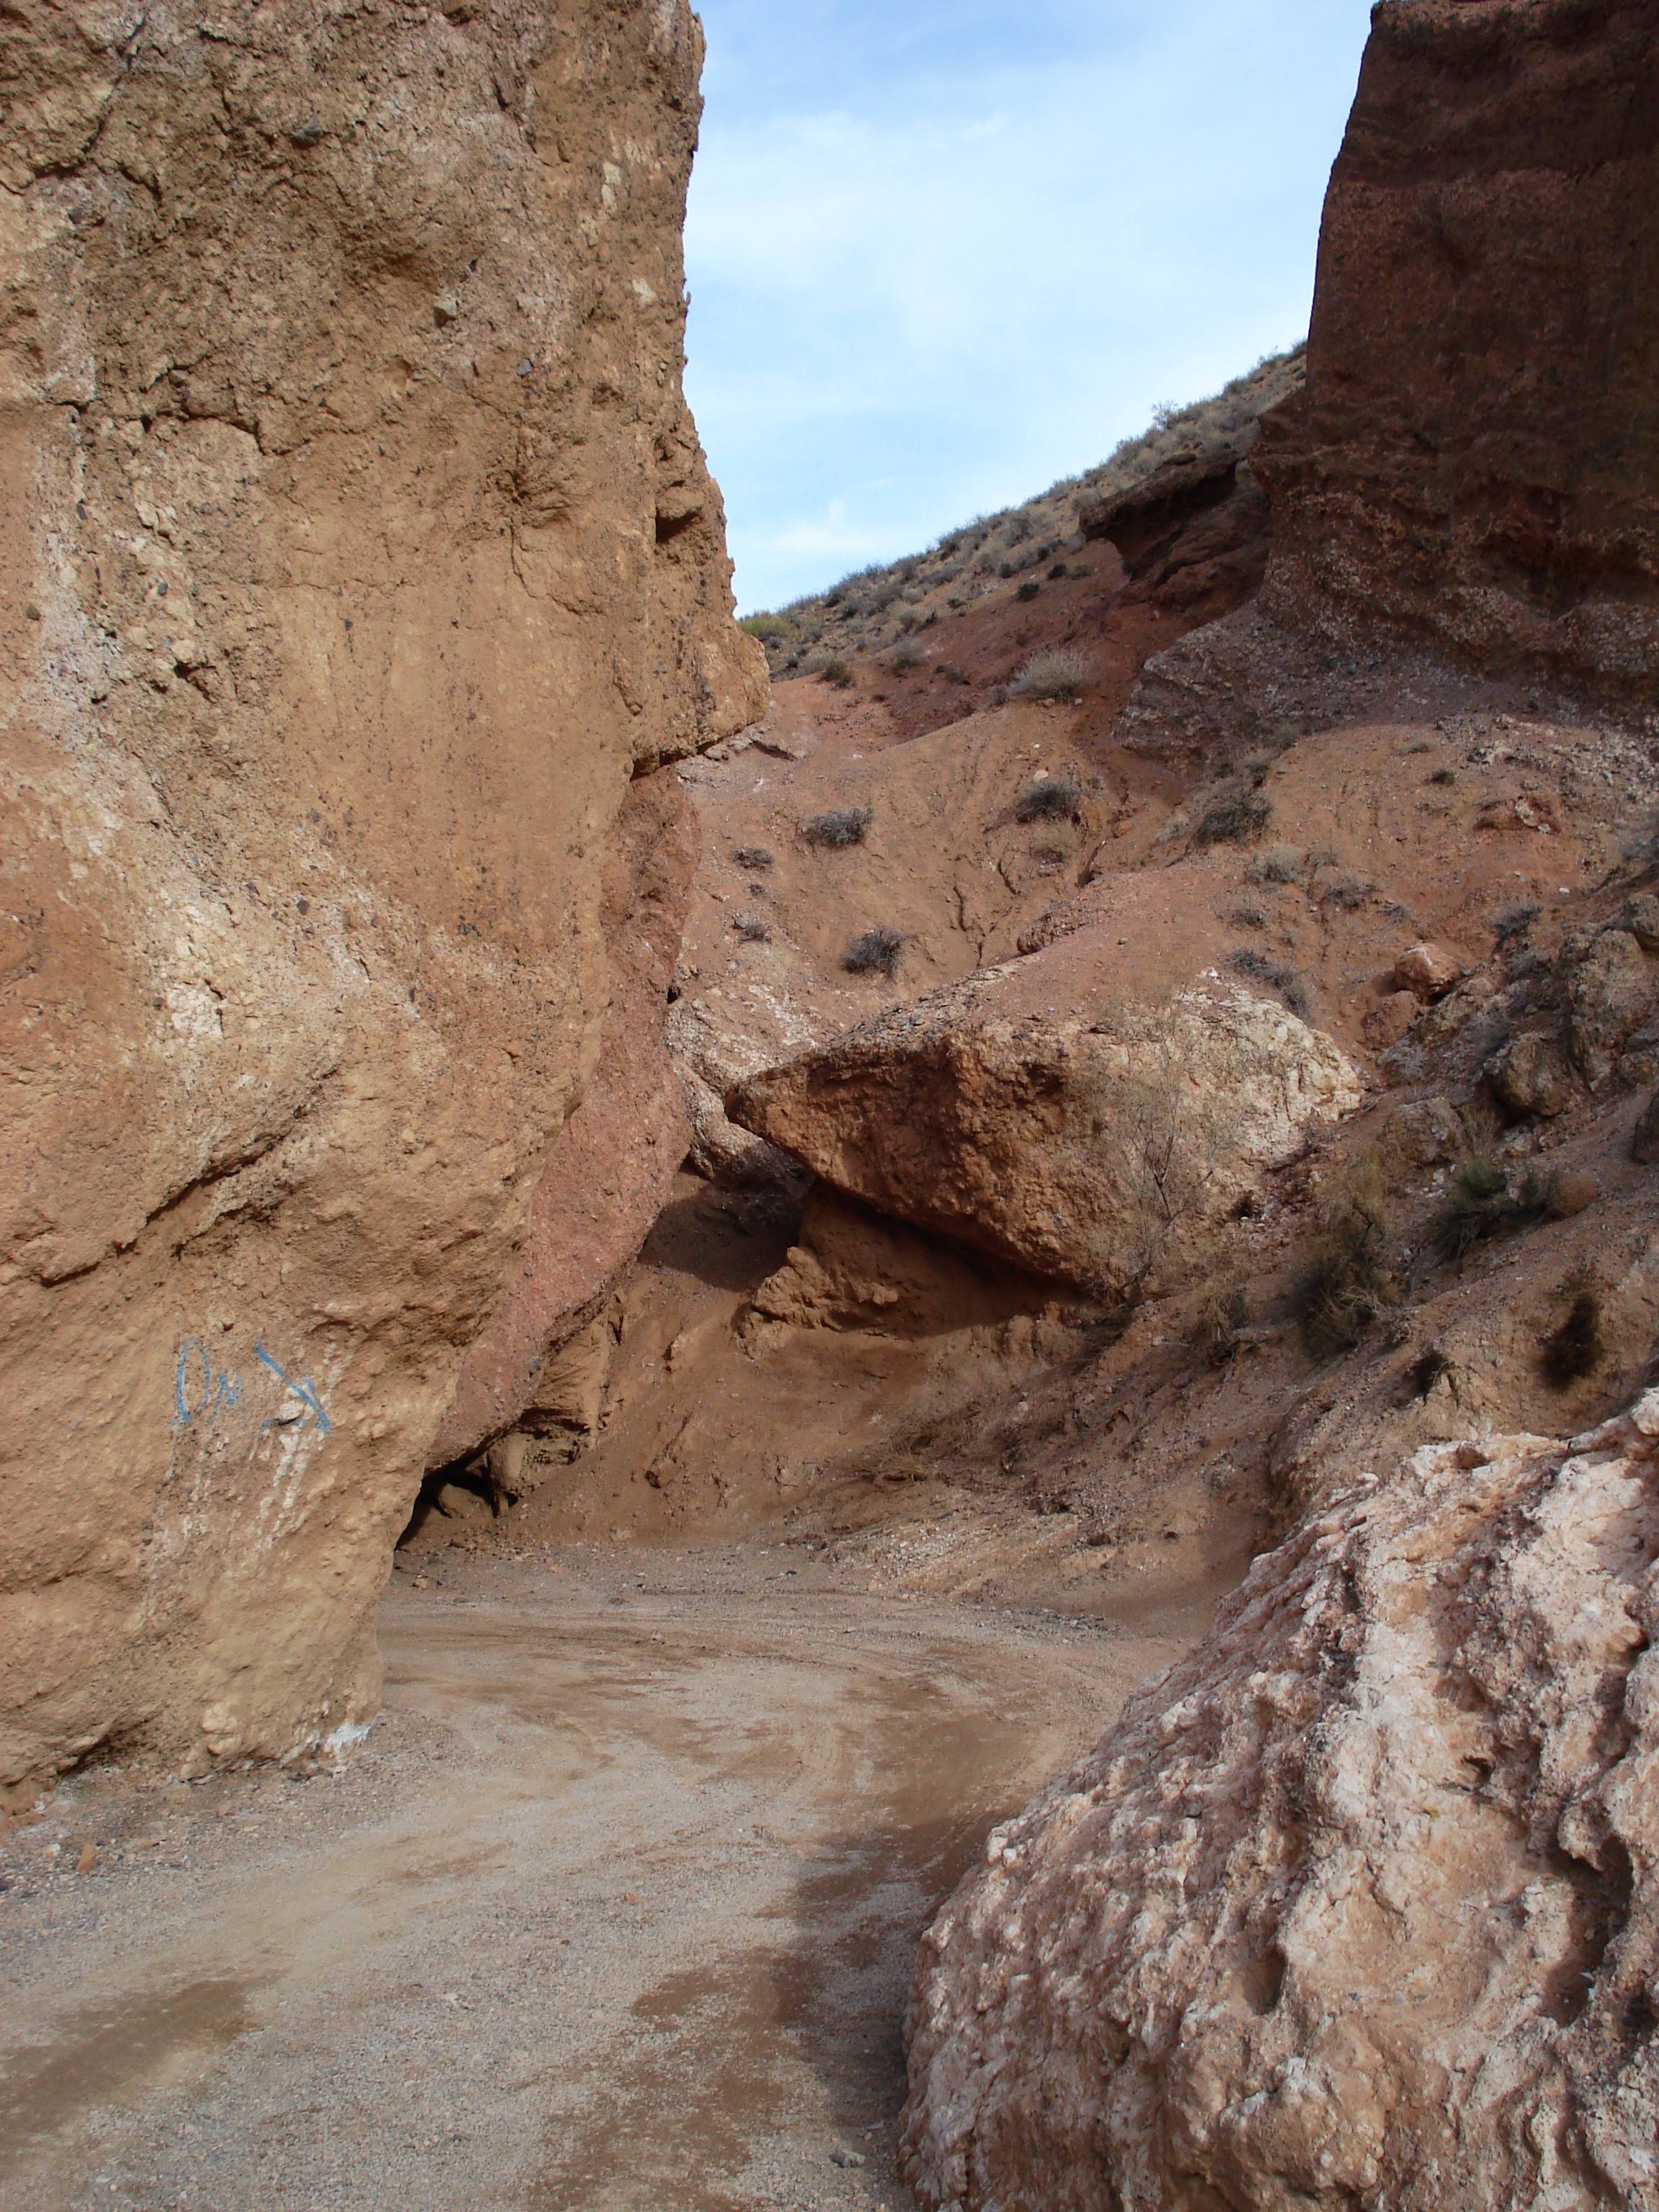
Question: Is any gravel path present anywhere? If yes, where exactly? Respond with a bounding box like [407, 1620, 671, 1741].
[2, 1555, 1186, 2211]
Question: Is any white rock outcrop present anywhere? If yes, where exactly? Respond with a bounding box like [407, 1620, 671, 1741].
[903, 1396, 1659, 2211]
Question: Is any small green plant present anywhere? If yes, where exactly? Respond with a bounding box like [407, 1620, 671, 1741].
[734, 845, 773, 870]
[844, 925, 902, 979]
[802, 806, 872, 849]
[1195, 788, 1272, 845]
[1434, 1157, 1545, 1262]
[1541, 1267, 1604, 1385]
[1015, 774, 1082, 824]
[1012, 647, 1092, 703]
[739, 612, 795, 642]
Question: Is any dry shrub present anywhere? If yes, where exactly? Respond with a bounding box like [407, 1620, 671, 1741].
[889, 642, 925, 673]
[1192, 1280, 1251, 1365]
[844, 925, 902, 978]
[1229, 947, 1312, 1021]
[734, 845, 773, 870]
[1250, 843, 1303, 884]
[802, 806, 871, 849]
[1012, 647, 1092, 703]
[1195, 788, 1272, 845]
[1015, 774, 1082, 824]
[1493, 899, 1539, 944]
[1434, 1157, 1545, 1262]
[1230, 903, 1267, 930]
[1541, 1267, 1604, 1385]
[733, 915, 770, 943]
[1295, 1150, 1399, 1358]
[819, 658, 855, 689]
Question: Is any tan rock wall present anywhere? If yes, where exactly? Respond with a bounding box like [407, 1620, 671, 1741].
[0, 0, 765, 1791]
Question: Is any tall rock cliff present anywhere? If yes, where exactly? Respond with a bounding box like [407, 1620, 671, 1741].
[1255, 0, 1659, 698]
[0, 0, 766, 1794]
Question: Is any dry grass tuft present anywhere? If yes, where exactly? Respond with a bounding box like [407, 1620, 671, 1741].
[1011, 647, 1092, 703]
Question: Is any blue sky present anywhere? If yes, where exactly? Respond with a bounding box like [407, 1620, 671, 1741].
[683, 0, 1377, 613]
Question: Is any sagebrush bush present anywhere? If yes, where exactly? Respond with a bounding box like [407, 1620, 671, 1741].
[1195, 788, 1272, 845]
[739, 613, 795, 641]
[1493, 899, 1539, 944]
[1015, 774, 1082, 824]
[889, 642, 924, 673]
[802, 806, 871, 849]
[1012, 647, 1092, 703]
[1252, 844, 1303, 883]
[819, 658, 855, 689]
[734, 845, 773, 871]
[844, 925, 902, 978]
[1016, 580, 1040, 603]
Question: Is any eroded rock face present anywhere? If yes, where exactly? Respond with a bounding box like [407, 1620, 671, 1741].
[1255, 0, 1659, 698]
[0, 0, 765, 1791]
[903, 1397, 1659, 2212]
[727, 975, 1359, 1294]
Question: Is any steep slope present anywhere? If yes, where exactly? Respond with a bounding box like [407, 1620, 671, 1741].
[0, 0, 765, 1795]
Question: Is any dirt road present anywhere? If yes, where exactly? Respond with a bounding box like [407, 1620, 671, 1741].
[2, 1555, 1189, 2211]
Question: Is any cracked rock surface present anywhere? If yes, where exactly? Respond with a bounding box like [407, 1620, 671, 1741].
[902, 1394, 1659, 2211]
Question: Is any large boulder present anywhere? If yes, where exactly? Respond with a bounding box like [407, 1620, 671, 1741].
[727, 971, 1359, 1295]
[904, 1395, 1659, 2212]
[1254, 0, 1659, 701]
[0, 0, 765, 1793]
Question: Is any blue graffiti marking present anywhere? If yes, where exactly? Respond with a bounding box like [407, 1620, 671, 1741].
[173, 1340, 246, 1427]
[173, 1336, 327, 1437]
[253, 1345, 333, 1435]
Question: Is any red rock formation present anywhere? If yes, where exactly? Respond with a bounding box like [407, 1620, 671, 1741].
[0, 0, 765, 1795]
[1255, 0, 1659, 697]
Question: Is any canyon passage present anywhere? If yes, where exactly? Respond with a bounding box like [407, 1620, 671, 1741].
[6, 1, 1659, 2208]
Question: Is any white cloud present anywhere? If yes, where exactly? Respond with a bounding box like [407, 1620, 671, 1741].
[685, 0, 1375, 611]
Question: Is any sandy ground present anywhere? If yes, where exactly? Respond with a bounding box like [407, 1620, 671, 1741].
[1, 1553, 1195, 2212]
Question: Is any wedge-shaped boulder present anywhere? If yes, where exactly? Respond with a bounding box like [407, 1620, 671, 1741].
[903, 1395, 1659, 2212]
[727, 976, 1358, 1295]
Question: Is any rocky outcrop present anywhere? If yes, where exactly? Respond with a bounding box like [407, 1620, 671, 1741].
[1080, 437, 1272, 614]
[727, 974, 1359, 1295]
[904, 1395, 1659, 2212]
[1254, 0, 1659, 700]
[0, 0, 765, 1794]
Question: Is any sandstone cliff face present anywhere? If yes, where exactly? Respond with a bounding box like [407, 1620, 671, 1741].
[0, 0, 765, 1792]
[904, 1396, 1659, 2212]
[1254, 0, 1659, 698]
[727, 971, 1359, 1295]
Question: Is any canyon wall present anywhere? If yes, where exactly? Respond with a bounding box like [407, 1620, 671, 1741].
[0, 0, 765, 1794]
[1254, 0, 1659, 697]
